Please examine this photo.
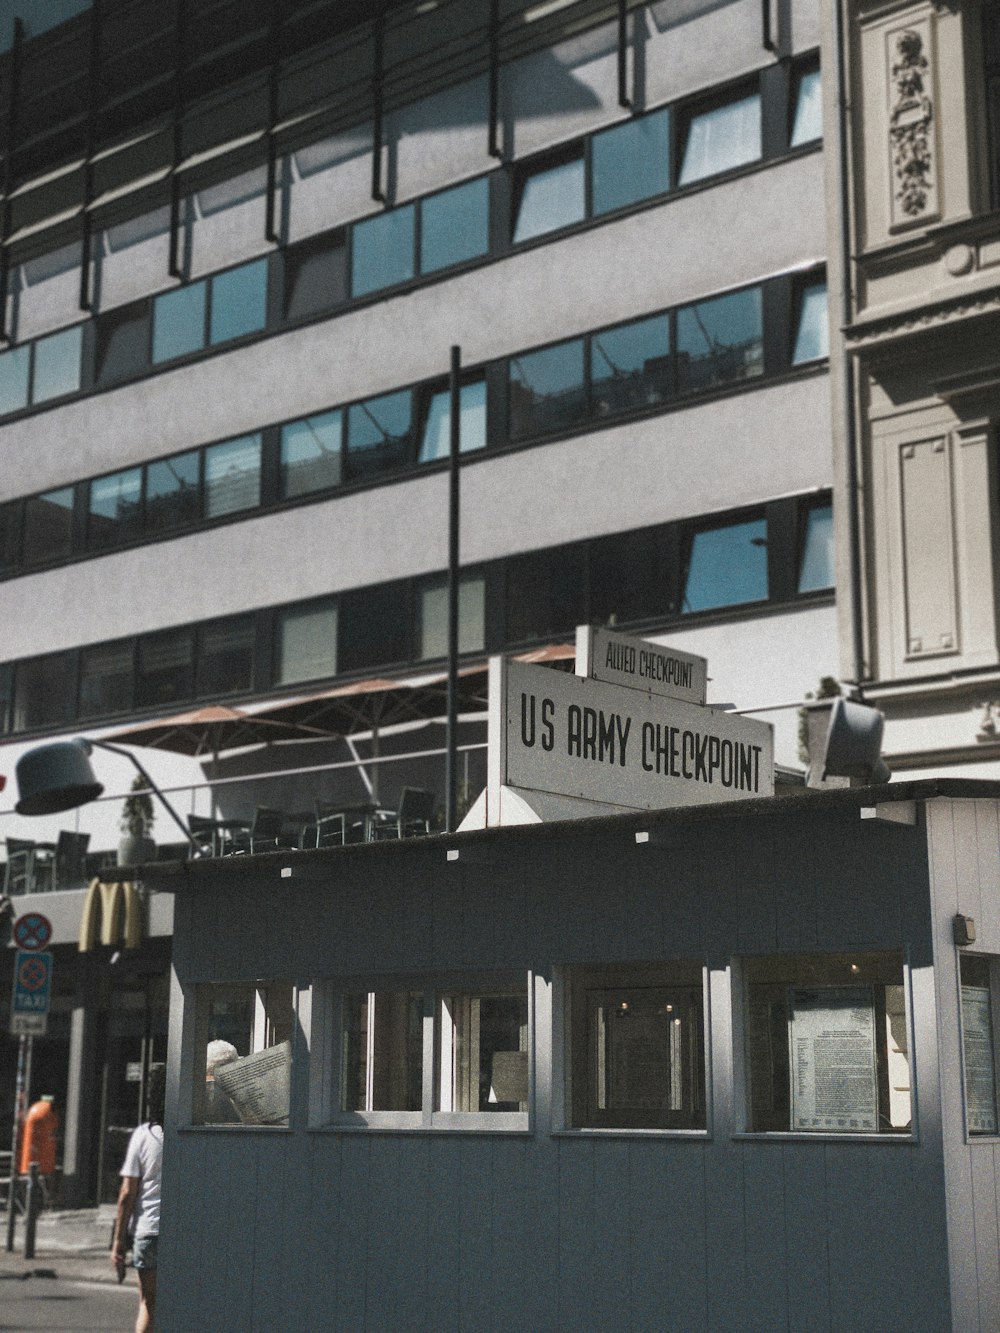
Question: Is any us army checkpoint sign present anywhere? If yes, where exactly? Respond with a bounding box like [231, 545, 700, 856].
[501, 659, 773, 810]
[576, 625, 708, 706]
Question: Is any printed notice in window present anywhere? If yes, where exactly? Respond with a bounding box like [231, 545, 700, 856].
[961, 985, 998, 1134]
[789, 987, 877, 1132]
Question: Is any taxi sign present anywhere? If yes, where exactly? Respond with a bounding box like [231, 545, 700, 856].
[13, 911, 53, 951]
[10, 949, 53, 1037]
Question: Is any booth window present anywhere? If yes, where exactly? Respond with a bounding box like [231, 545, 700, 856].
[193, 980, 295, 1127]
[744, 951, 911, 1134]
[566, 962, 706, 1131]
[960, 955, 999, 1136]
[327, 976, 530, 1129]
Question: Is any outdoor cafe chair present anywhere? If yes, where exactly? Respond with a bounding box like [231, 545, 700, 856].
[369, 787, 437, 840]
[313, 802, 347, 849]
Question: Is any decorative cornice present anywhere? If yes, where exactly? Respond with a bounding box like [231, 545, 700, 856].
[847, 289, 1000, 351]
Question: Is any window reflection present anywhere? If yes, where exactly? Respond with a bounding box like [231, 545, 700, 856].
[136, 627, 195, 707]
[592, 109, 670, 215]
[209, 259, 268, 345]
[418, 574, 486, 659]
[0, 344, 29, 415]
[591, 315, 671, 417]
[89, 468, 143, 550]
[284, 232, 347, 321]
[798, 503, 834, 593]
[23, 487, 73, 566]
[0, 502, 19, 574]
[509, 340, 586, 439]
[281, 410, 343, 497]
[278, 598, 337, 685]
[33, 325, 82, 403]
[146, 450, 201, 533]
[676, 287, 763, 393]
[204, 434, 262, 518]
[351, 205, 416, 297]
[679, 92, 761, 185]
[420, 178, 489, 274]
[13, 652, 75, 732]
[199, 615, 255, 696]
[418, 381, 486, 463]
[79, 641, 135, 718]
[346, 391, 412, 480]
[513, 153, 585, 243]
[152, 281, 207, 363]
[792, 281, 829, 364]
[790, 66, 822, 146]
[683, 517, 768, 612]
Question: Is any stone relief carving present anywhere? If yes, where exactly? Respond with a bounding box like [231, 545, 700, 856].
[889, 29, 934, 218]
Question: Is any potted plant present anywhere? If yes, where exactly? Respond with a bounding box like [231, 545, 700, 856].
[118, 774, 156, 867]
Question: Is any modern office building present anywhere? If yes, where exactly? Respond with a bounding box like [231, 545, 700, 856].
[0, 0, 834, 1206]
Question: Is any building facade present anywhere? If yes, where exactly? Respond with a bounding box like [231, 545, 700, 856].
[0, 0, 835, 1204]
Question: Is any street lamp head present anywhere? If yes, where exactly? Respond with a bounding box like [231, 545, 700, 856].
[15, 739, 104, 816]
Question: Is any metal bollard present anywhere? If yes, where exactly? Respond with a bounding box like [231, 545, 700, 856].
[23, 1162, 39, 1260]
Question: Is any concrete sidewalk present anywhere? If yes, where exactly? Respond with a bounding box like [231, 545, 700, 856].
[0, 1204, 121, 1285]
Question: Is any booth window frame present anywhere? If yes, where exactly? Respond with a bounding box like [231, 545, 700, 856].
[958, 952, 1000, 1142]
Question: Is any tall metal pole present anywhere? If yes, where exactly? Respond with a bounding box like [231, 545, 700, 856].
[445, 345, 461, 832]
[4, 1032, 30, 1251]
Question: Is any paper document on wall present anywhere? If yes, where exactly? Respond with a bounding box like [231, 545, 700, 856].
[789, 987, 877, 1132]
[215, 1040, 291, 1125]
[961, 986, 998, 1134]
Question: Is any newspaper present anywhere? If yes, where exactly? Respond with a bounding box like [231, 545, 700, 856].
[214, 1041, 291, 1125]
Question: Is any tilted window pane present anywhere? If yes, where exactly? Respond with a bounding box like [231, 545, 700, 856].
[199, 615, 255, 696]
[281, 410, 343, 498]
[683, 517, 768, 612]
[346, 390, 412, 481]
[438, 988, 529, 1112]
[676, 287, 763, 393]
[592, 108, 671, 215]
[509, 339, 586, 439]
[32, 324, 83, 403]
[418, 575, 486, 659]
[351, 204, 416, 297]
[204, 434, 262, 518]
[0, 344, 30, 415]
[341, 992, 424, 1112]
[145, 450, 201, 534]
[591, 314, 671, 417]
[679, 92, 761, 185]
[96, 302, 150, 385]
[418, 381, 487, 463]
[792, 281, 829, 364]
[420, 177, 490, 274]
[88, 468, 143, 550]
[136, 627, 195, 707]
[23, 487, 74, 565]
[79, 641, 135, 718]
[798, 504, 834, 593]
[278, 599, 337, 685]
[791, 66, 823, 146]
[0, 501, 20, 574]
[513, 154, 585, 243]
[209, 258, 268, 345]
[13, 652, 76, 732]
[152, 281, 207, 363]
[199, 980, 294, 1126]
[284, 232, 347, 321]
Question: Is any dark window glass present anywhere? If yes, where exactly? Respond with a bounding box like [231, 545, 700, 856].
[418, 574, 486, 659]
[152, 281, 207, 363]
[798, 502, 834, 593]
[32, 324, 83, 403]
[346, 391, 413, 481]
[513, 150, 585, 244]
[682, 517, 768, 612]
[79, 641, 135, 718]
[209, 259, 268, 345]
[198, 615, 255, 696]
[277, 598, 338, 685]
[506, 545, 587, 643]
[509, 340, 586, 439]
[676, 287, 763, 394]
[0, 344, 30, 415]
[351, 205, 416, 297]
[96, 301, 151, 385]
[0, 663, 12, 733]
[591, 315, 671, 418]
[284, 231, 347, 321]
[418, 381, 487, 463]
[420, 177, 490, 274]
[204, 434, 261, 518]
[0, 501, 21, 574]
[792, 280, 829, 364]
[790, 63, 822, 147]
[590, 527, 671, 625]
[23, 487, 74, 565]
[145, 450, 201, 533]
[88, 468, 143, 550]
[678, 90, 761, 185]
[988, 8, 1000, 207]
[281, 410, 343, 498]
[136, 627, 195, 707]
[592, 108, 671, 215]
[13, 652, 76, 732]
[338, 582, 411, 672]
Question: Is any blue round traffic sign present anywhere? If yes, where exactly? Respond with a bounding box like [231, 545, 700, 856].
[13, 912, 52, 951]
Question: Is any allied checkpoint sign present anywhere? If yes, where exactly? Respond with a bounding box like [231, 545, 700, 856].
[498, 658, 774, 811]
[576, 625, 708, 706]
[10, 950, 53, 1037]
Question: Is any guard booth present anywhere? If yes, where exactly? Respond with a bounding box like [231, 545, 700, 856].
[152, 778, 1000, 1333]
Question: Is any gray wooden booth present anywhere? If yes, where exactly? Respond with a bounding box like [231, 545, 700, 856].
[154, 780, 1000, 1332]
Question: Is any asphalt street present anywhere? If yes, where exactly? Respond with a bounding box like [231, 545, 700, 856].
[0, 1268, 136, 1331]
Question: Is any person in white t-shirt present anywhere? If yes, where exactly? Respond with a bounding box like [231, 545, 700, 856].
[111, 1064, 165, 1333]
